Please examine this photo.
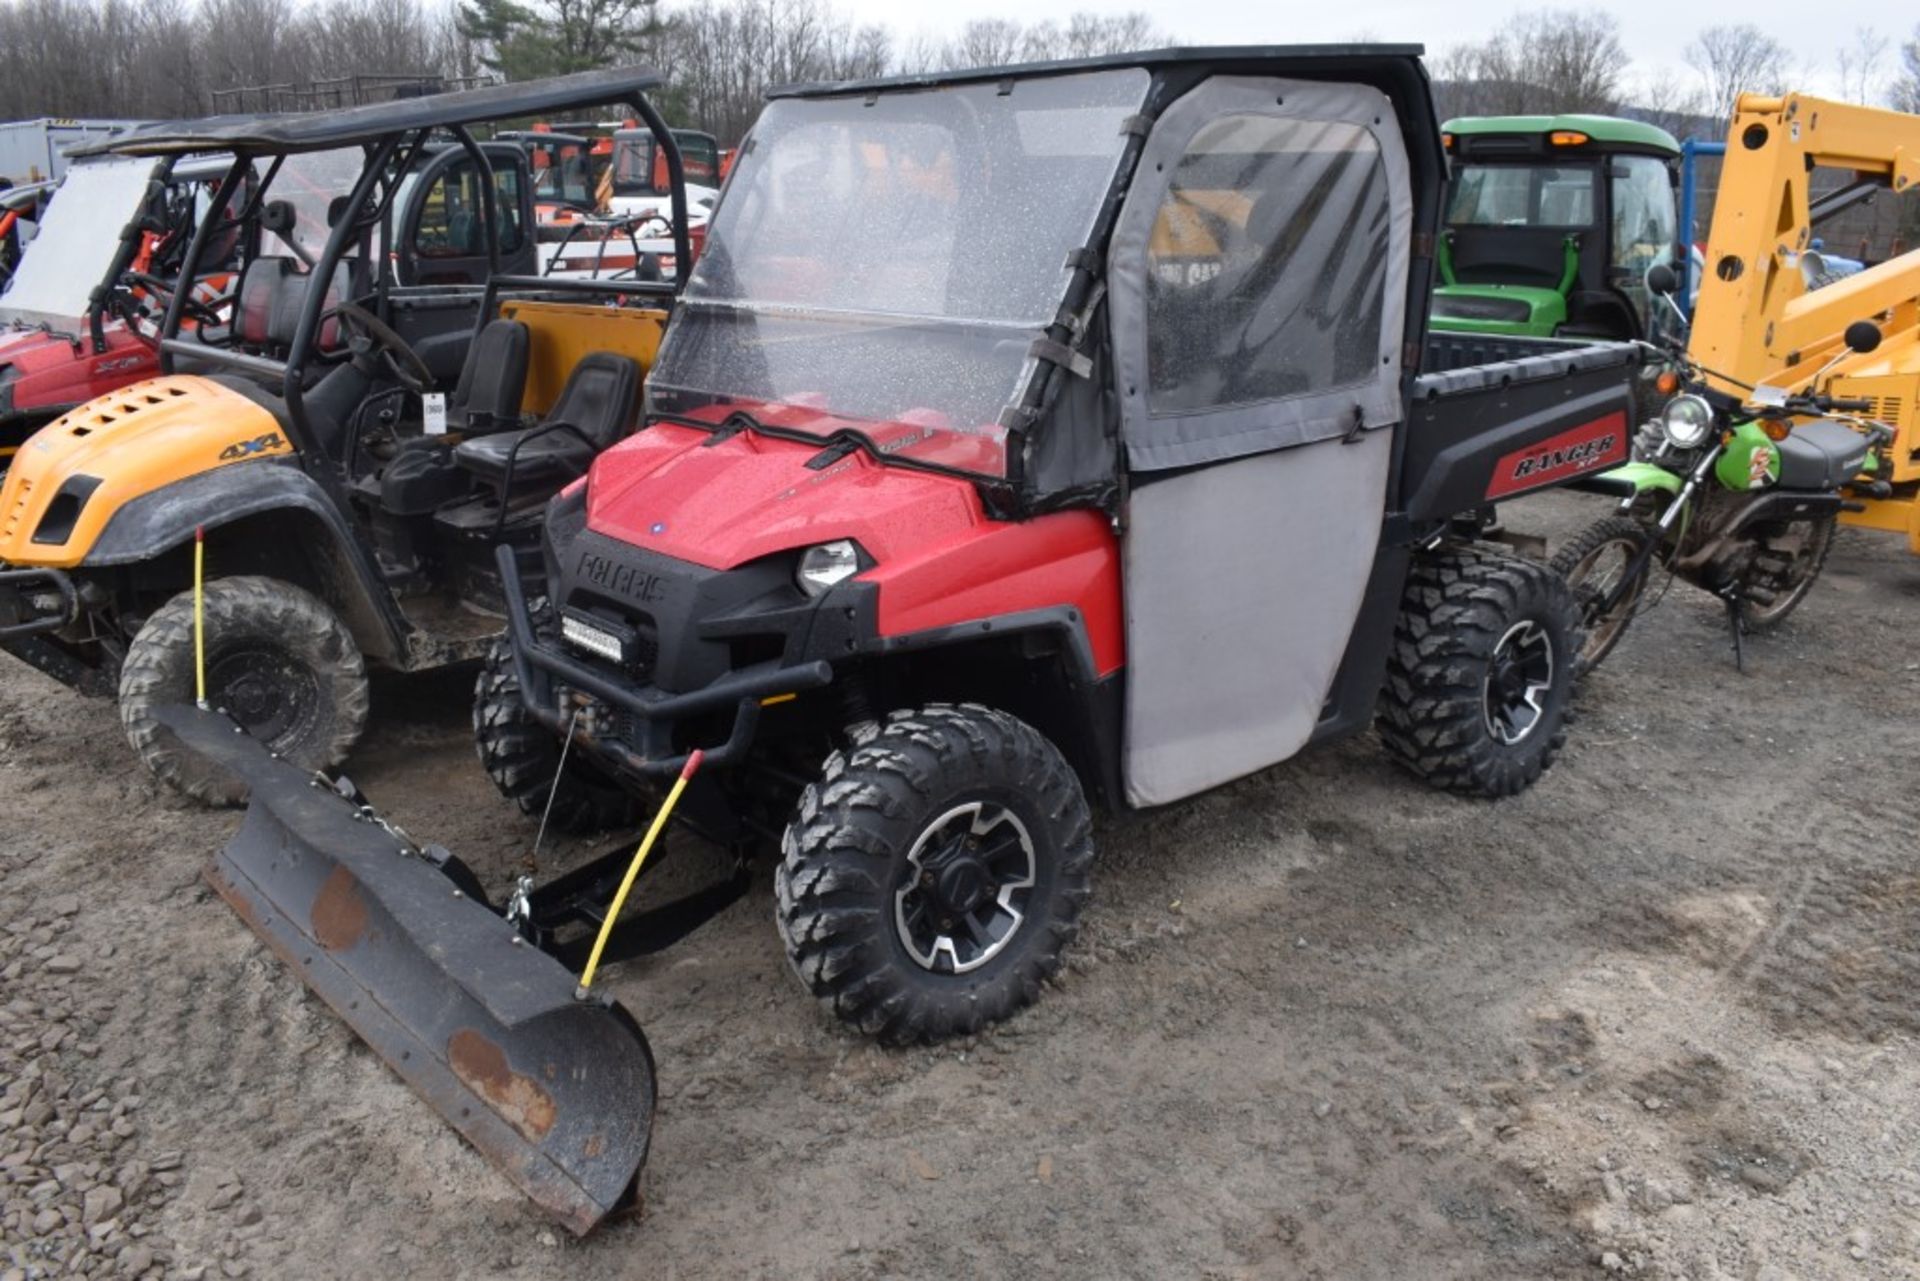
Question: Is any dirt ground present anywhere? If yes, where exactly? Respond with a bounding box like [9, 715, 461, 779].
[4, 490, 1920, 1280]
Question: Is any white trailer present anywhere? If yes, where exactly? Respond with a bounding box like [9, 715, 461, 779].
[0, 117, 145, 185]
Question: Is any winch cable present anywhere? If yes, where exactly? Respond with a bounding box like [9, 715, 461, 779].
[575, 748, 704, 998]
[530, 704, 584, 876]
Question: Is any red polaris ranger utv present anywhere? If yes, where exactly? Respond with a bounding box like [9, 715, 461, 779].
[165, 47, 1639, 1231]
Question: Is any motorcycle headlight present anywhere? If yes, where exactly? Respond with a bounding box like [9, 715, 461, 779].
[796, 540, 860, 597]
[1660, 394, 1716, 450]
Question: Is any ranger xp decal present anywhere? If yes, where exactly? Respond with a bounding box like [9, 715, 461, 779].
[1484, 412, 1628, 500]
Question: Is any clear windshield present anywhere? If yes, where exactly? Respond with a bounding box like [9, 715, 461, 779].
[647, 68, 1150, 478]
[611, 134, 657, 197]
[266, 148, 365, 261]
[675, 133, 720, 188]
[0, 157, 158, 329]
[1446, 163, 1596, 228]
[532, 143, 594, 208]
[610, 131, 720, 197]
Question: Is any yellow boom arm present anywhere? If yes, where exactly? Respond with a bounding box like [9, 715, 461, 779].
[1689, 92, 1920, 395]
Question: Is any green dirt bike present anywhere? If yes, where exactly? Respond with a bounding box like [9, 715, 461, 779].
[1554, 271, 1892, 674]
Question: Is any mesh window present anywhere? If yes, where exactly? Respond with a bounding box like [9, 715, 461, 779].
[1146, 115, 1390, 416]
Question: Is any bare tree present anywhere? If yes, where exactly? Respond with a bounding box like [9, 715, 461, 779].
[947, 18, 1024, 69]
[1438, 10, 1630, 116]
[1061, 13, 1167, 58]
[1622, 73, 1710, 142]
[939, 11, 1168, 70]
[1686, 24, 1790, 123]
[1836, 26, 1890, 105]
[0, 0, 1181, 136]
[1896, 25, 1920, 113]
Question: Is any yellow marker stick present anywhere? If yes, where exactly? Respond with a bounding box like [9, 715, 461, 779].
[193, 525, 207, 708]
[575, 749, 705, 996]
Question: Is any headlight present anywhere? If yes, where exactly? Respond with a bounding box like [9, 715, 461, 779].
[797, 540, 860, 597]
[1660, 394, 1716, 450]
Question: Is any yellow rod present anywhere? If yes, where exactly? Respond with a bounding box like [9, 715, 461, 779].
[575, 749, 705, 996]
[193, 525, 207, 708]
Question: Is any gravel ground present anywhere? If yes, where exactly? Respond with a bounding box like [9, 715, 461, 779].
[2, 490, 1918, 1280]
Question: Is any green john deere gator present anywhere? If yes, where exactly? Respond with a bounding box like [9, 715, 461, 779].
[1435, 115, 1681, 343]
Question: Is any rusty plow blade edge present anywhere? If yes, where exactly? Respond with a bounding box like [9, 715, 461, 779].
[157, 705, 654, 1235]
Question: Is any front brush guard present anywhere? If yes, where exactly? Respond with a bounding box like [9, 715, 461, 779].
[0, 566, 78, 638]
[158, 704, 660, 1235]
[496, 543, 832, 778]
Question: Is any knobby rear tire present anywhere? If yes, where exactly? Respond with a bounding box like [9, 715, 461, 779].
[1378, 547, 1581, 798]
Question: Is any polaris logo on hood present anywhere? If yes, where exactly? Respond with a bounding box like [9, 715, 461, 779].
[577, 548, 666, 605]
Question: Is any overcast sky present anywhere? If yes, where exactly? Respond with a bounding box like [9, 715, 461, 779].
[832, 0, 1905, 98]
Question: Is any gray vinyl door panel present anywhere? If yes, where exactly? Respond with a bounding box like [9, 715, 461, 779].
[1121, 429, 1391, 807]
[1113, 74, 1410, 807]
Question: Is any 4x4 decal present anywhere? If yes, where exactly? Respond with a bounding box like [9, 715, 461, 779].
[218, 432, 286, 462]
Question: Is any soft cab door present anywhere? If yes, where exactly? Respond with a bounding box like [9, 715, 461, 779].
[398, 145, 538, 286]
[1112, 77, 1414, 806]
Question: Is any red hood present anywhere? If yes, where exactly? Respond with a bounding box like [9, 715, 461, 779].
[0, 327, 73, 361]
[585, 421, 991, 571]
[0, 320, 156, 417]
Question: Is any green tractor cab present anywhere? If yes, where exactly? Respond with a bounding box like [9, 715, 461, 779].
[1435, 115, 1680, 342]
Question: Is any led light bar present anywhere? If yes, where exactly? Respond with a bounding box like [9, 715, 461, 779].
[561, 610, 632, 665]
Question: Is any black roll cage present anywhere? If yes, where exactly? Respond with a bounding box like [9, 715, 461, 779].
[136, 82, 692, 469]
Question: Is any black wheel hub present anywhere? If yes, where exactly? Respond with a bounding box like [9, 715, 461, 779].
[1482, 621, 1554, 746]
[928, 856, 993, 918]
[209, 645, 320, 749]
[894, 801, 1037, 975]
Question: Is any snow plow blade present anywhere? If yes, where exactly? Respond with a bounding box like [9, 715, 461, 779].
[156, 705, 654, 1235]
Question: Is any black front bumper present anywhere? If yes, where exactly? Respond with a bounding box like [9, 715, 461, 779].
[496, 544, 834, 778]
[0, 566, 113, 696]
[0, 566, 78, 639]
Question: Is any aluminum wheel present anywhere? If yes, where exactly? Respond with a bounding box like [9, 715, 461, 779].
[893, 800, 1036, 975]
[1481, 620, 1554, 746]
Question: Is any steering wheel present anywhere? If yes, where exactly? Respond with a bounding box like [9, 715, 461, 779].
[334, 301, 436, 396]
[123, 271, 229, 328]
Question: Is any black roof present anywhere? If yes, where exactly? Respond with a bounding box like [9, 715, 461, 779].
[79, 66, 664, 158]
[770, 44, 1425, 98]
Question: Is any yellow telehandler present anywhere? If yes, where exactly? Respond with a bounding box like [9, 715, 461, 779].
[1685, 91, 1920, 551]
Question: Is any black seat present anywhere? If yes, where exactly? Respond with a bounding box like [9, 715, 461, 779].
[279, 258, 356, 355]
[1775, 420, 1870, 490]
[228, 256, 356, 356]
[233, 256, 297, 347]
[449, 320, 530, 435]
[452, 352, 640, 490]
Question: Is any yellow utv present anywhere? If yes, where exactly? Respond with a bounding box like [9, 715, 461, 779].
[0, 69, 696, 802]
